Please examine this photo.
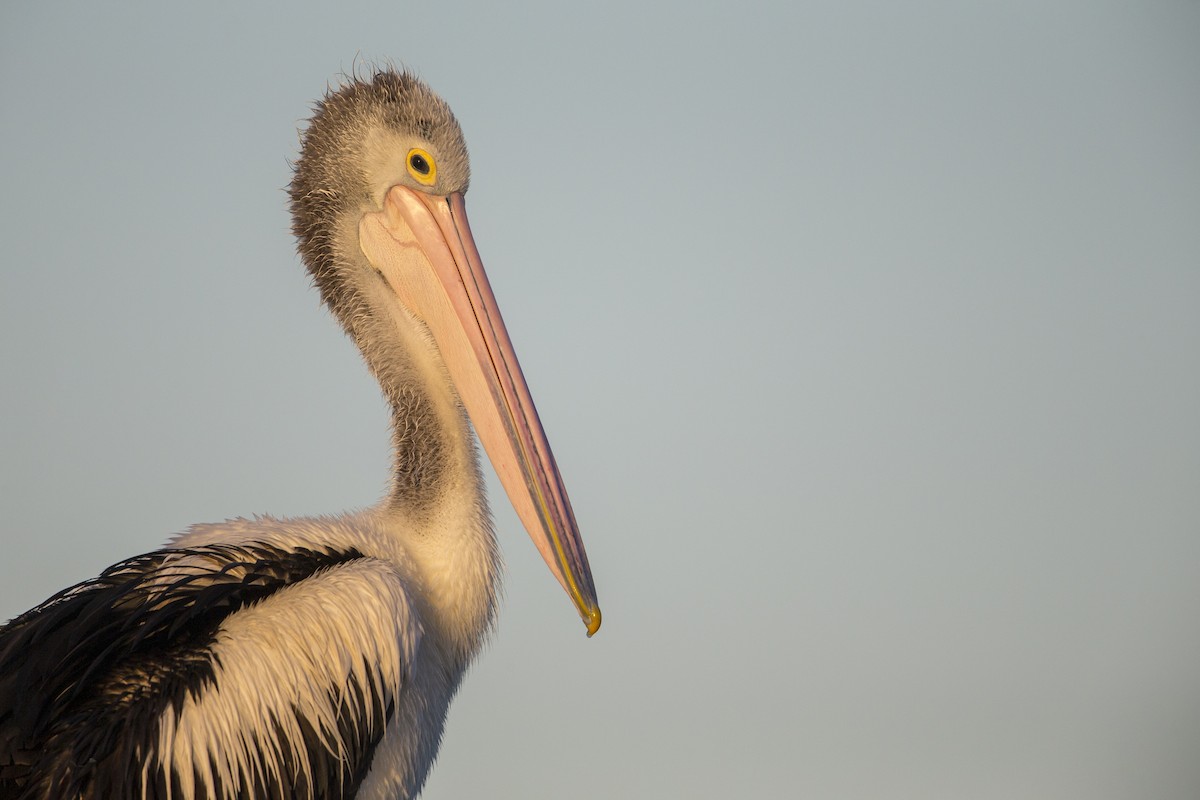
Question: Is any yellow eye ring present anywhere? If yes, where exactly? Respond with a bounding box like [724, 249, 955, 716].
[406, 148, 437, 186]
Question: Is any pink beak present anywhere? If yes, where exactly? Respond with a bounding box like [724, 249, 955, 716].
[358, 185, 600, 636]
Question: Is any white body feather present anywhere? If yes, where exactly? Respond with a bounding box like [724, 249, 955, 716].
[154, 492, 498, 799]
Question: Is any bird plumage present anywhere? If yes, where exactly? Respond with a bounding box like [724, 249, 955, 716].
[0, 67, 595, 799]
[0, 538, 394, 798]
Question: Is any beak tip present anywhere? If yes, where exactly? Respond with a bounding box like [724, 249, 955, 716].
[585, 606, 602, 638]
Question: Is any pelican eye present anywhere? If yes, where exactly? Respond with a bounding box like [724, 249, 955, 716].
[406, 148, 437, 186]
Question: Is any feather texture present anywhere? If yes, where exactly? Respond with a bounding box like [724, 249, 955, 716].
[0, 543, 419, 800]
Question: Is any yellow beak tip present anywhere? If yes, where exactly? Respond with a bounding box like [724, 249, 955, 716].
[585, 606, 602, 638]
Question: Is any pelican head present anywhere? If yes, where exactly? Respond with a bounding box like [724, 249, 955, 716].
[289, 70, 599, 635]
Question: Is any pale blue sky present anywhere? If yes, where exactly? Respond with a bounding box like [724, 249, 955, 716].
[2, 2, 1199, 797]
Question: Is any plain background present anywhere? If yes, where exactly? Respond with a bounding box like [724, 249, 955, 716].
[2, 3, 1198, 798]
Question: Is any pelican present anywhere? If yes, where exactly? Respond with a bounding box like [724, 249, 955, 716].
[0, 68, 600, 799]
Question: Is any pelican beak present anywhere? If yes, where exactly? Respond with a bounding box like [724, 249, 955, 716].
[359, 185, 600, 636]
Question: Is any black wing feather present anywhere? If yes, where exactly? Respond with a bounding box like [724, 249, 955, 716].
[0, 542, 388, 799]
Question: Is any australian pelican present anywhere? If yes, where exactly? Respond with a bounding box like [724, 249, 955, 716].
[0, 68, 600, 799]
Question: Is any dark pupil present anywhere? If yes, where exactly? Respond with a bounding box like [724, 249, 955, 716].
[410, 154, 430, 175]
